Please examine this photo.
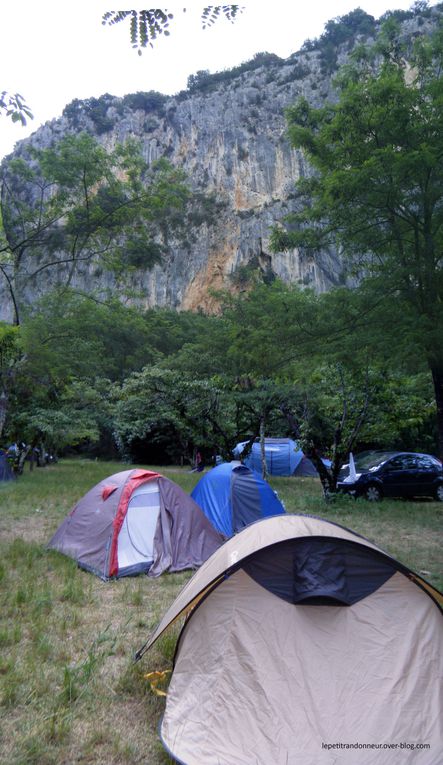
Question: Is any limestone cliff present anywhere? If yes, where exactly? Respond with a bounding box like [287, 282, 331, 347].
[1, 4, 440, 319]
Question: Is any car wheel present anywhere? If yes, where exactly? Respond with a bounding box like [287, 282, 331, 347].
[435, 484, 443, 502]
[364, 484, 382, 502]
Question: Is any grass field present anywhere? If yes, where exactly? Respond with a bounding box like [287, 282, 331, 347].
[0, 459, 442, 765]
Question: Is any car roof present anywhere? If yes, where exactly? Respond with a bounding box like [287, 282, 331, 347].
[357, 450, 434, 458]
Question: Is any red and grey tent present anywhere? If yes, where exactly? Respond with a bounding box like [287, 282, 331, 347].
[48, 469, 224, 580]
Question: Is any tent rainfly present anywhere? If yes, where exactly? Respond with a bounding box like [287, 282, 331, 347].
[47, 469, 224, 580]
[190, 461, 285, 536]
[233, 437, 329, 476]
[137, 514, 443, 765]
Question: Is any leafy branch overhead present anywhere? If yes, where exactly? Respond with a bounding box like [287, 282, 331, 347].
[0, 91, 33, 125]
[102, 6, 244, 54]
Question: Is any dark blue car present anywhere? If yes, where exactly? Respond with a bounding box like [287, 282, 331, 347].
[337, 450, 443, 502]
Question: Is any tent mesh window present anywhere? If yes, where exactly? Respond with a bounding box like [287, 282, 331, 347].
[242, 538, 397, 606]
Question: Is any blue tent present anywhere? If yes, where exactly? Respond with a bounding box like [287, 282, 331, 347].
[233, 438, 331, 477]
[0, 452, 15, 481]
[191, 462, 285, 537]
[232, 438, 303, 476]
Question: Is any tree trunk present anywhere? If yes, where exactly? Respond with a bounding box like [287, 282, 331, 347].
[430, 363, 443, 459]
[38, 441, 46, 467]
[259, 417, 267, 480]
[0, 264, 21, 326]
[0, 389, 8, 439]
[17, 445, 31, 475]
[306, 448, 336, 498]
[280, 405, 336, 498]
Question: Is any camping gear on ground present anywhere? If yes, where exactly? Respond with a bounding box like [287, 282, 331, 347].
[190, 461, 285, 536]
[233, 437, 329, 476]
[47, 469, 223, 580]
[137, 514, 443, 765]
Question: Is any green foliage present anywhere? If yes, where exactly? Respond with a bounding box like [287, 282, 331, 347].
[229, 256, 262, 288]
[359, 372, 436, 453]
[84, 95, 116, 134]
[200, 5, 243, 29]
[185, 52, 283, 94]
[322, 9, 376, 47]
[15, 403, 101, 452]
[102, 9, 174, 54]
[1, 270, 439, 473]
[301, 7, 377, 63]
[1, 289, 223, 454]
[0, 323, 20, 368]
[121, 91, 166, 114]
[0, 134, 190, 325]
[186, 69, 211, 91]
[167, 279, 440, 488]
[274, 22, 443, 455]
[113, 367, 234, 462]
[62, 94, 117, 133]
[0, 90, 33, 125]
[20, 291, 179, 381]
[142, 306, 215, 357]
[379, 1, 431, 25]
[0, 323, 22, 439]
[103, 6, 244, 55]
[113, 363, 297, 464]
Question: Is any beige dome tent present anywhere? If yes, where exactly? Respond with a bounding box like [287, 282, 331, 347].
[48, 469, 223, 579]
[137, 515, 443, 765]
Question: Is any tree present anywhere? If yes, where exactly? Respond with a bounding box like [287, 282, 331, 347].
[0, 91, 33, 125]
[271, 23, 443, 457]
[102, 6, 243, 55]
[0, 133, 189, 324]
[2, 295, 126, 460]
[0, 288, 225, 457]
[113, 367, 237, 463]
[20, 290, 162, 383]
[7, 376, 114, 465]
[0, 322, 21, 440]
[171, 278, 436, 494]
[280, 363, 376, 497]
[112, 361, 299, 467]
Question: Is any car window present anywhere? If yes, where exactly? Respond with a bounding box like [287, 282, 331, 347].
[387, 455, 417, 470]
[356, 452, 394, 470]
[404, 456, 420, 469]
[386, 456, 404, 469]
[416, 456, 438, 469]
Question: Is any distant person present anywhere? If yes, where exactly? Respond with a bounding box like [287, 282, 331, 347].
[191, 450, 204, 472]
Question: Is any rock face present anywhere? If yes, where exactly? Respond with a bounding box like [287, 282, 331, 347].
[1, 6, 439, 318]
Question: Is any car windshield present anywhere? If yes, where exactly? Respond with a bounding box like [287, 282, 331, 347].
[354, 452, 396, 470]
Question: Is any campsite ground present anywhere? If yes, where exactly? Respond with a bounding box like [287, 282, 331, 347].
[0, 459, 442, 765]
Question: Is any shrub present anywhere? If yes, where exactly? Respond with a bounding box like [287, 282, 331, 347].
[63, 94, 117, 134]
[122, 91, 166, 115]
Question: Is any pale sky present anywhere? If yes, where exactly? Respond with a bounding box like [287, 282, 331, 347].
[0, 1, 434, 160]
